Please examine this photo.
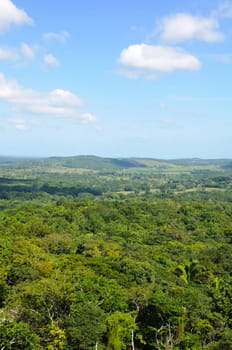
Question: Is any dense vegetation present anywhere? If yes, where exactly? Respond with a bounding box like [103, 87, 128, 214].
[0, 156, 232, 349]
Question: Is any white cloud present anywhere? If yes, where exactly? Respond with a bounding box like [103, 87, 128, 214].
[8, 118, 28, 131]
[0, 43, 37, 64]
[20, 43, 36, 61]
[0, 47, 18, 60]
[0, 73, 96, 123]
[80, 113, 97, 123]
[43, 31, 70, 43]
[15, 124, 28, 131]
[43, 53, 60, 68]
[0, 0, 33, 33]
[119, 44, 201, 77]
[159, 13, 223, 43]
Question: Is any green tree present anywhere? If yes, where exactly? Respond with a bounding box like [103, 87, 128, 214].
[106, 311, 136, 350]
[66, 302, 106, 349]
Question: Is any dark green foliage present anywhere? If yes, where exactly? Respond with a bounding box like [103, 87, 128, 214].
[66, 302, 106, 349]
[0, 321, 39, 349]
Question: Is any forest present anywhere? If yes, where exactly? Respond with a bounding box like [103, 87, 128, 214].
[0, 156, 232, 350]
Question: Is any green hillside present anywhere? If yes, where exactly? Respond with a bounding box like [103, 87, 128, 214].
[1, 155, 232, 171]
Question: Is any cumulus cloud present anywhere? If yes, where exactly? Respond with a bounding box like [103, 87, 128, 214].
[80, 113, 97, 123]
[159, 13, 223, 43]
[0, 47, 18, 60]
[43, 31, 70, 43]
[119, 44, 201, 77]
[20, 43, 36, 61]
[0, 73, 96, 122]
[43, 53, 60, 68]
[0, 0, 33, 33]
[0, 43, 37, 64]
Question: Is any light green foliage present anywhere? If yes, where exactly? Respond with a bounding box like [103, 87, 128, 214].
[106, 311, 136, 350]
[46, 322, 66, 350]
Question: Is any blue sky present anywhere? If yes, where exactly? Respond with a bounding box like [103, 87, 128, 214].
[0, 0, 232, 158]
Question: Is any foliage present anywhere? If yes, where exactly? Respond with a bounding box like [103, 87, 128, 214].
[0, 157, 231, 349]
[0, 321, 39, 349]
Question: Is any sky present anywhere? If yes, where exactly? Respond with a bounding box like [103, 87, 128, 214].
[0, 0, 232, 158]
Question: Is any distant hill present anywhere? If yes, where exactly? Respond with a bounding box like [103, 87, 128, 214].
[0, 155, 231, 171]
[222, 161, 232, 169]
[47, 155, 145, 170]
[0, 155, 145, 171]
[0, 156, 33, 164]
[165, 158, 232, 167]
